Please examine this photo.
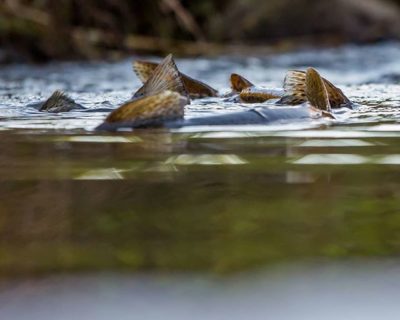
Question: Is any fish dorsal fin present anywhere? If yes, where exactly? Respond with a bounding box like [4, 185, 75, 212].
[276, 70, 307, 105]
[39, 90, 80, 112]
[133, 59, 218, 98]
[100, 91, 187, 129]
[133, 54, 189, 101]
[321, 78, 352, 108]
[132, 60, 158, 83]
[305, 68, 331, 112]
[230, 73, 254, 93]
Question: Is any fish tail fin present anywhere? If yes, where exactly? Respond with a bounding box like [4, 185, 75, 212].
[39, 90, 78, 112]
[98, 90, 187, 130]
[133, 54, 190, 102]
[276, 70, 307, 105]
[133, 58, 218, 99]
[132, 60, 158, 83]
[305, 68, 331, 112]
[230, 73, 254, 93]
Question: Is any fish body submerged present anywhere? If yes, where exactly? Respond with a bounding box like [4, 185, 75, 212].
[100, 106, 312, 131]
[164, 106, 310, 127]
[167, 105, 311, 127]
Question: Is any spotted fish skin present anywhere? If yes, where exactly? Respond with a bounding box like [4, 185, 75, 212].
[240, 87, 283, 103]
[305, 68, 331, 112]
[278, 70, 351, 108]
[98, 91, 187, 130]
[133, 60, 157, 83]
[133, 60, 218, 99]
[38, 91, 84, 113]
[277, 70, 307, 105]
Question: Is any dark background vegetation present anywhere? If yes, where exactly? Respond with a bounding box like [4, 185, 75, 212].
[2, 0, 400, 62]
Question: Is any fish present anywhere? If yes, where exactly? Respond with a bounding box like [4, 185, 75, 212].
[31, 91, 84, 113]
[97, 91, 188, 130]
[97, 62, 339, 131]
[277, 70, 352, 108]
[97, 54, 190, 131]
[133, 59, 218, 99]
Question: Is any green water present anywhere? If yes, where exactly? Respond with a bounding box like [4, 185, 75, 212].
[1, 124, 400, 276]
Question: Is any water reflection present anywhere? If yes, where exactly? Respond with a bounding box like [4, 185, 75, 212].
[0, 130, 400, 276]
[165, 154, 248, 166]
[292, 154, 369, 165]
[76, 168, 124, 180]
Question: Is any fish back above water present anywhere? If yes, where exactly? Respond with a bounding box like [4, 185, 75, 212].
[133, 60, 218, 98]
[239, 87, 283, 103]
[97, 91, 187, 130]
[38, 91, 83, 113]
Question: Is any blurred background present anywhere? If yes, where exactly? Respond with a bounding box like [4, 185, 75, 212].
[2, 0, 400, 62]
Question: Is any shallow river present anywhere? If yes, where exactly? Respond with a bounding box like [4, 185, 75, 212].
[1, 43, 400, 319]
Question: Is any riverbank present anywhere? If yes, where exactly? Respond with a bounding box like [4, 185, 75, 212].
[2, 0, 400, 62]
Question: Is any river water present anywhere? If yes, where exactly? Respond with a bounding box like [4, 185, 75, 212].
[1, 43, 400, 319]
